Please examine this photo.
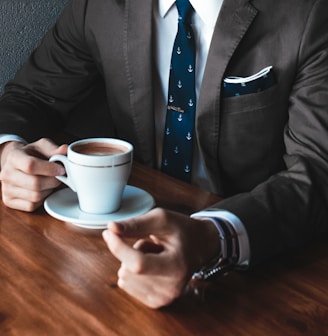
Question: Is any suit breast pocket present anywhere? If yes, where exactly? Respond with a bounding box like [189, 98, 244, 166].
[218, 85, 287, 194]
[222, 84, 278, 115]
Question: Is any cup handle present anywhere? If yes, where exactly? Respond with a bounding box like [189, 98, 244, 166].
[49, 154, 77, 192]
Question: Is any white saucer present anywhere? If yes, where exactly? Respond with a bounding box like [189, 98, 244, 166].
[44, 185, 155, 229]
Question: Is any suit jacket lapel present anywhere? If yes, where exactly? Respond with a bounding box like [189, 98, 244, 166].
[123, 0, 155, 165]
[197, 0, 258, 193]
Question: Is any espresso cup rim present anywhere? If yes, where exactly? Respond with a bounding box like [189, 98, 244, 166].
[68, 138, 133, 166]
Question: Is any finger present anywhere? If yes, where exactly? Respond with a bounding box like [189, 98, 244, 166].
[2, 182, 56, 204]
[1, 163, 62, 191]
[2, 195, 45, 212]
[103, 230, 145, 270]
[17, 138, 67, 176]
[103, 230, 176, 274]
[52, 144, 68, 156]
[133, 238, 164, 254]
[107, 208, 175, 238]
[25, 138, 65, 158]
[1, 174, 59, 212]
[7, 147, 65, 177]
[1, 183, 54, 212]
[117, 275, 166, 309]
[117, 267, 181, 309]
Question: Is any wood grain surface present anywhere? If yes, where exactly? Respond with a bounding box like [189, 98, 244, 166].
[1, 162, 327, 336]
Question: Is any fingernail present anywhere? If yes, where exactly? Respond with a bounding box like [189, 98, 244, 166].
[57, 166, 66, 175]
[107, 221, 122, 231]
[102, 230, 110, 242]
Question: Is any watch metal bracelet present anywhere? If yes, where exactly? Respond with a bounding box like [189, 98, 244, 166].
[192, 256, 236, 280]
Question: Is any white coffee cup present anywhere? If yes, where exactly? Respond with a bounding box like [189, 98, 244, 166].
[49, 138, 133, 214]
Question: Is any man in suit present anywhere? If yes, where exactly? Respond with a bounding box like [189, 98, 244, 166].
[0, 0, 328, 308]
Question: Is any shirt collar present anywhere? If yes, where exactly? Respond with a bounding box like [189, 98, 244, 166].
[158, 0, 223, 29]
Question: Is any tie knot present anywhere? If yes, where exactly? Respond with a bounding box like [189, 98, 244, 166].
[176, 0, 193, 24]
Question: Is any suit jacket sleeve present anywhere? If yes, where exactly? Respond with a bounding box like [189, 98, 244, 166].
[0, 0, 100, 142]
[207, 0, 328, 265]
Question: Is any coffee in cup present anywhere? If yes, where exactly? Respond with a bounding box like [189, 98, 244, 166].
[72, 142, 127, 156]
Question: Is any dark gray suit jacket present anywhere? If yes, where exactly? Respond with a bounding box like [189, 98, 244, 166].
[1, 0, 328, 265]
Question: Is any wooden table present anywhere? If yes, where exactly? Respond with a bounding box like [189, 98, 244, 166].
[1, 162, 327, 336]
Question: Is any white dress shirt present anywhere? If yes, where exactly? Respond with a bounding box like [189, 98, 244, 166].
[0, 0, 250, 266]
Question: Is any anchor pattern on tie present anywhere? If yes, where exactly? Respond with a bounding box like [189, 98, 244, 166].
[161, 0, 196, 182]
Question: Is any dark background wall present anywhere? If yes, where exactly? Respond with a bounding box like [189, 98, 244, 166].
[0, 0, 113, 140]
[0, 0, 69, 94]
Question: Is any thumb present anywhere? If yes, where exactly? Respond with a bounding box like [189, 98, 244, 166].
[25, 138, 66, 159]
[52, 144, 68, 156]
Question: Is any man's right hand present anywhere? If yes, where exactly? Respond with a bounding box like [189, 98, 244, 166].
[0, 138, 67, 212]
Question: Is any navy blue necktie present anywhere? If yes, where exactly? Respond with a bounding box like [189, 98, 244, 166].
[161, 0, 196, 182]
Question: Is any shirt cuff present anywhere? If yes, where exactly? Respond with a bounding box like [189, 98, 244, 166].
[191, 209, 250, 267]
[0, 134, 27, 146]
